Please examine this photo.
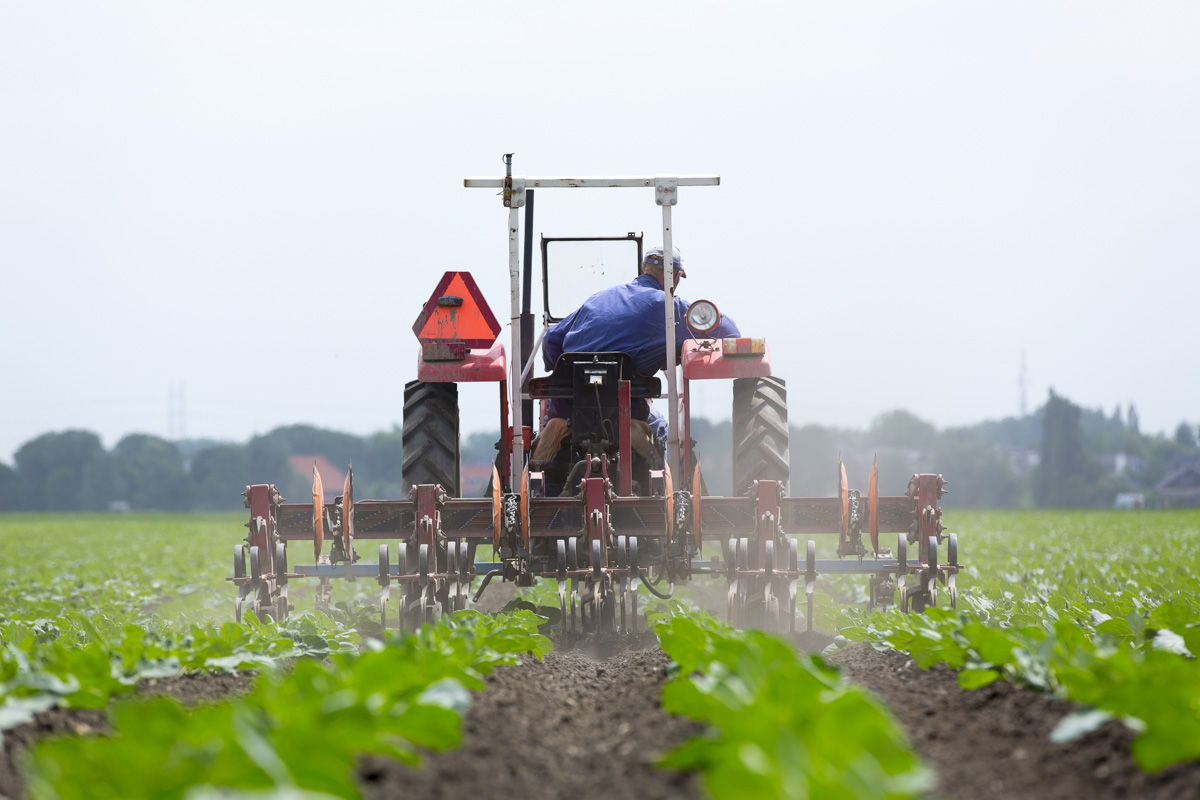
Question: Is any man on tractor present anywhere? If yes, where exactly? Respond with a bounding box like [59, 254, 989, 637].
[532, 244, 740, 491]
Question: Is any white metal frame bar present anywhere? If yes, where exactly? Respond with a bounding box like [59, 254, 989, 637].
[465, 171, 720, 485]
[465, 176, 719, 189]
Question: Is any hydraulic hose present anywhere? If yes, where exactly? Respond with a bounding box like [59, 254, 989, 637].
[640, 574, 674, 599]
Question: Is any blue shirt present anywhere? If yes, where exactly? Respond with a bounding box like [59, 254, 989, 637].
[541, 273, 741, 429]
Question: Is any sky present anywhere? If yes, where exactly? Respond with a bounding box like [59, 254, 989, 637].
[2, 1, 1197, 463]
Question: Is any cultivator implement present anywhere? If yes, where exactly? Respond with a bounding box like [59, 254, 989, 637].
[228, 459, 959, 632]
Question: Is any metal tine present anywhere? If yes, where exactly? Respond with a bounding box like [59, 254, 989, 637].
[446, 541, 459, 612]
[558, 581, 568, 635]
[377, 544, 391, 632]
[804, 540, 816, 633]
[592, 582, 604, 634]
[617, 536, 628, 633]
[569, 575, 578, 634]
[627, 536, 639, 635]
[787, 538, 799, 635]
[725, 538, 738, 624]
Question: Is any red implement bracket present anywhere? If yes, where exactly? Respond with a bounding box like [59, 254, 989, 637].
[908, 473, 945, 563]
[754, 480, 781, 566]
[583, 476, 608, 567]
[414, 484, 441, 551]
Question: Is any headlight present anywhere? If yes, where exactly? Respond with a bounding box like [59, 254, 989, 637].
[686, 300, 721, 334]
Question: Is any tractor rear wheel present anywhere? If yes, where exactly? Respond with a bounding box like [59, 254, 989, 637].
[402, 381, 460, 497]
[731, 376, 789, 496]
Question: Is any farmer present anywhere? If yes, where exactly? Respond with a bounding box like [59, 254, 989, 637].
[533, 244, 740, 465]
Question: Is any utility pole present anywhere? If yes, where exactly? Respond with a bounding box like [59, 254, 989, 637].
[1019, 351, 1028, 418]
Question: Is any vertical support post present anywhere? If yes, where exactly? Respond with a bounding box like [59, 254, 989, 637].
[681, 376, 692, 483]
[618, 380, 632, 496]
[509, 203, 524, 484]
[521, 190, 536, 428]
[656, 178, 680, 480]
[503, 157, 527, 485]
[498, 381, 510, 489]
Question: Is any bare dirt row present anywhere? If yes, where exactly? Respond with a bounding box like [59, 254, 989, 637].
[5, 641, 1200, 800]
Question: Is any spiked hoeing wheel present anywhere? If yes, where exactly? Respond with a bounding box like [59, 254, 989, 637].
[731, 377, 789, 496]
[274, 543, 289, 622]
[233, 545, 247, 623]
[378, 544, 390, 631]
[402, 381, 461, 497]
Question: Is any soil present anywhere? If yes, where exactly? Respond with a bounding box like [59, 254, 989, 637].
[5, 640, 1200, 800]
[0, 672, 255, 800]
[360, 631, 703, 800]
[828, 644, 1200, 800]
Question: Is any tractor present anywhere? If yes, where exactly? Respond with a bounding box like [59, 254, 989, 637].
[229, 158, 958, 633]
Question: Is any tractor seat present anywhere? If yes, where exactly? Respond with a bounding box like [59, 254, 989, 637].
[528, 352, 661, 399]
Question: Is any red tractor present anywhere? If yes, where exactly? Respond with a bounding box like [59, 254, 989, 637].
[230, 159, 958, 633]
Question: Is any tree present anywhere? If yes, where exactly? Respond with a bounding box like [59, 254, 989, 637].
[867, 410, 938, 451]
[1034, 390, 1103, 508]
[190, 444, 251, 510]
[789, 424, 841, 498]
[1174, 422, 1197, 449]
[932, 430, 1024, 508]
[360, 428, 408, 499]
[112, 434, 192, 510]
[12, 430, 111, 510]
[246, 433, 292, 487]
[259, 425, 365, 470]
[1127, 404, 1140, 433]
[0, 462, 20, 509]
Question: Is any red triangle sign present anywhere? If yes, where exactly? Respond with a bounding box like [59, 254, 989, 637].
[412, 271, 502, 348]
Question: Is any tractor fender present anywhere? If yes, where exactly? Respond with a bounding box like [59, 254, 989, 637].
[681, 338, 772, 381]
[417, 341, 507, 383]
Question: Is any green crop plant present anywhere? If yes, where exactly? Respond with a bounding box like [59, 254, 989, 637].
[839, 509, 1200, 772]
[654, 604, 933, 799]
[26, 609, 551, 800]
[0, 514, 362, 739]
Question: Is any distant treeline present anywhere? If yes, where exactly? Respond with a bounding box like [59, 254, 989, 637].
[1, 391, 1196, 512]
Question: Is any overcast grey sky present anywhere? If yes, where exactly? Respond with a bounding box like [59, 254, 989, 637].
[2, 1, 1197, 462]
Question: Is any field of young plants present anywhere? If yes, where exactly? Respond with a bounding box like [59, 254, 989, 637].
[2, 509, 1200, 799]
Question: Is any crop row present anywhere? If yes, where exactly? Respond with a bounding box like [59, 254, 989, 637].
[653, 604, 932, 799]
[27, 609, 551, 799]
[1, 513, 364, 739]
[839, 510, 1200, 771]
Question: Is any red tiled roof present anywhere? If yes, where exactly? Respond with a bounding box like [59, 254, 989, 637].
[290, 455, 346, 501]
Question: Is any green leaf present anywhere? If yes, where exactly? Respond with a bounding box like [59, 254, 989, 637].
[1050, 709, 1113, 743]
[1151, 629, 1191, 657]
[958, 668, 1001, 689]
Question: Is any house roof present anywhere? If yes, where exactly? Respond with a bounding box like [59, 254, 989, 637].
[1155, 462, 1200, 492]
[289, 455, 347, 501]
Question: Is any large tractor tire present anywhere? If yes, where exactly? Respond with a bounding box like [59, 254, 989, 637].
[731, 376, 789, 497]
[402, 381, 460, 497]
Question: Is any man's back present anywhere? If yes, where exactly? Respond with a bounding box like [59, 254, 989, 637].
[543, 273, 736, 376]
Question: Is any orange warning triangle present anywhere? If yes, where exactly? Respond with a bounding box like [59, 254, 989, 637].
[412, 271, 501, 348]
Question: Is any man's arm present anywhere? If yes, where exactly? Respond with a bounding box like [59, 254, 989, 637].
[542, 310, 575, 372]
